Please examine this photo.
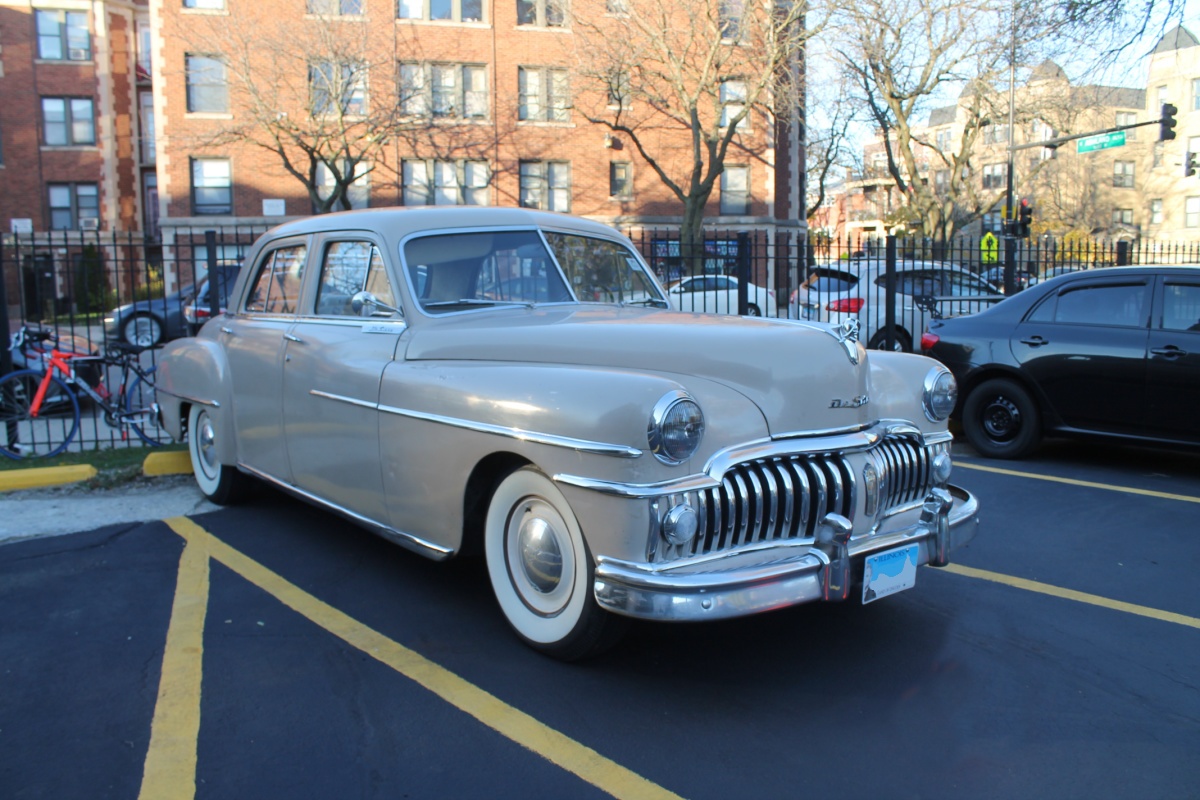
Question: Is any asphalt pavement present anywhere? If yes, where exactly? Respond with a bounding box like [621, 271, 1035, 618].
[0, 451, 216, 544]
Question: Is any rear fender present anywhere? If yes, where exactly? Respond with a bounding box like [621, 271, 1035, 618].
[156, 338, 237, 464]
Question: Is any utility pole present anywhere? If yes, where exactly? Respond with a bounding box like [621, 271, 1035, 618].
[1002, 8, 1019, 296]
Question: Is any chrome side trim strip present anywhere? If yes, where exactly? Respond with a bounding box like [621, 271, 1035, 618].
[377, 404, 643, 458]
[310, 389, 377, 410]
[238, 463, 455, 561]
[157, 388, 220, 408]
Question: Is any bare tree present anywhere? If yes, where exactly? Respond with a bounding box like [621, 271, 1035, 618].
[567, 0, 825, 256]
[805, 73, 861, 221]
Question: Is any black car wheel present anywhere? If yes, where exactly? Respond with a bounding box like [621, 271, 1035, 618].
[867, 328, 912, 352]
[963, 377, 1041, 459]
[123, 313, 163, 348]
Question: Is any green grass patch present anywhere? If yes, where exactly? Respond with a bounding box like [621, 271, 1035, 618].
[0, 443, 188, 489]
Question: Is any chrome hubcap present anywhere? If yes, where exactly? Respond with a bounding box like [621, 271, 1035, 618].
[507, 497, 573, 616]
[198, 415, 218, 476]
[517, 515, 563, 594]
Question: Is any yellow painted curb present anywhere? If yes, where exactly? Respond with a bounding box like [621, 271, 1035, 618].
[0, 464, 98, 492]
[143, 450, 193, 477]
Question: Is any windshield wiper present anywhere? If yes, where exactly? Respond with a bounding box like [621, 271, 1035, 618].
[423, 298, 535, 310]
[619, 298, 670, 308]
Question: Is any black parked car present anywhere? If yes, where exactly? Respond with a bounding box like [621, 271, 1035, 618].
[182, 263, 242, 335]
[921, 266, 1200, 458]
[104, 285, 195, 347]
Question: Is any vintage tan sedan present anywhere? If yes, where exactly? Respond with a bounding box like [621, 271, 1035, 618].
[155, 207, 979, 659]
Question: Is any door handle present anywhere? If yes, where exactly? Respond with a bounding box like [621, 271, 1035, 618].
[1019, 336, 1048, 347]
[219, 326, 234, 335]
[1151, 345, 1186, 358]
[284, 333, 304, 343]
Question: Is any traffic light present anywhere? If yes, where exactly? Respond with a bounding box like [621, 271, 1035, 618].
[1186, 151, 1197, 178]
[1017, 199, 1033, 238]
[1160, 103, 1178, 142]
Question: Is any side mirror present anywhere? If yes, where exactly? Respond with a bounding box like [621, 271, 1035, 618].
[350, 291, 401, 318]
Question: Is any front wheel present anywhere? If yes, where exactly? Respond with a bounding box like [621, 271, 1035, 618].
[123, 314, 163, 348]
[962, 377, 1041, 459]
[0, 370, 80, 459]
[187, 404, 251, 504]
[484, 467, 625, 660]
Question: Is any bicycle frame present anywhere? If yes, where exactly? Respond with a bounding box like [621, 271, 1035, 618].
[28, 349, 152, 428]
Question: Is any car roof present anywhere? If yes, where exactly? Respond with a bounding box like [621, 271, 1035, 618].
[258, 206, 625, 243]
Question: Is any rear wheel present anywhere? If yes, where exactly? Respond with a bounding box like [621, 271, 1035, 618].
[867, 327, 912, 352]
[123, 314, 163, 348]
[187, 404, 251, 503]
[745, 304, 762, 317]
[484, 467, 625, 660]
[0, 370, 80, 459]
[962, 377, 1041, 459]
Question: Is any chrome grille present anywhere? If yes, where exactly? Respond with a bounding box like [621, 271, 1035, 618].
[652, 435, 945, 564]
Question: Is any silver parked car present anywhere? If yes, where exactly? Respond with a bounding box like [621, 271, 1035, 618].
[155, 207, 979, 659]
[791, 261, 1002, 351]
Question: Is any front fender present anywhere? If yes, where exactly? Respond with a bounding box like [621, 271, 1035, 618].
[156, 336, 236, 464]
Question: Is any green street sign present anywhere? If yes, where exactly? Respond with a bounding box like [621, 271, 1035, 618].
[1077, 131, 1127, 153]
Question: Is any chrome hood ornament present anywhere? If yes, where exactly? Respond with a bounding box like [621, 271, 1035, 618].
[827, 319, 862, 364]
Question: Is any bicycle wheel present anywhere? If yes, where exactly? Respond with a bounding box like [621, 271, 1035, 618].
[0, 369, 80, 459]
[127, 366, 169, 446]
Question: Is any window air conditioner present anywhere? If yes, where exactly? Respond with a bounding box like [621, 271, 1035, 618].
[79, 217, 100, 231]
[69, 48, 89, 61]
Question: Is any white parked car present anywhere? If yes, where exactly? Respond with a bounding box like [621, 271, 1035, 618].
[666, 274, 778, 317]
[154, 207, 978, 659]
[790, 261, 1002, 351]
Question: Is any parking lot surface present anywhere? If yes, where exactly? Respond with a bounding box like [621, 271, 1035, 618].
[2, 441, 1198, 799]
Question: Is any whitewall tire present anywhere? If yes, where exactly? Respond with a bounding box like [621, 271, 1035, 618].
[188, 404, 250, 505]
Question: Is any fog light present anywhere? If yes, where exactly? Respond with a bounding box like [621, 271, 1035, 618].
[662, 504, 699, 546]
[932, 451, 953, 485]
[863, 462, 880, 516]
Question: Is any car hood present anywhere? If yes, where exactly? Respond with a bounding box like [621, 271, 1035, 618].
[403, 306, 872, 434]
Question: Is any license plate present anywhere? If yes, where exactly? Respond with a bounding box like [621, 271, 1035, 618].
[862, 544, 919, 604]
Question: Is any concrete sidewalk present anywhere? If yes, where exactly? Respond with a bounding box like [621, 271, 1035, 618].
[1, 451, 215, 544]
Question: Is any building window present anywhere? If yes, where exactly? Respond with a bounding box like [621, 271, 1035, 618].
[48, 184, 99, 230]
[720, 79, 748, 132]
[1113, 161, 1134, 188]
[720, 165, 749, 215]
[606, 69, 630, 109]
[982, 162, 1005, 190]
[934, 170, 950, 194]
[519, 161, 570, 211]
[36, 10, 90, 61]
[935, 129, 952, 152]
[310, 61, 367, 116]
[398, 0, 483, 21]
[606, 0, 628, 13]
[402, 159, 489, 205]
[1116, 111, 1136, 140]
[518, 68, 569, 122]
[1193, 79, 1200, 111]
[1187, 197, 1200, 228]
[191, 158, 232, 215]
[516, 0, 565, 27]
[1149, 199, 1163, 226]
[42, 98, 95, 146]
[1111, 208, 1133, 226]
[183, 0, 226, 8]
[399, 63, 487, 119]
[139, 91, 156, 164]
[316, 160, 370, 211]
[719, 0, 744, 40]
[186, 55, 229, 113]
[983, 124, 1009, 145]
[308, 0, 364, 14]
[610, 162, 632, 199]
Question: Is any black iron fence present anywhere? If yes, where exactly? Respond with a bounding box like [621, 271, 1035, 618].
[3, 225, 1199, 455]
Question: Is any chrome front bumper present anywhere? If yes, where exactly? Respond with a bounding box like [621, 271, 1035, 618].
[593, 485, 979, 621]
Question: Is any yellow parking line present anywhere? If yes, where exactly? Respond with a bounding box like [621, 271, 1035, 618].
[941, 563, 1200, 630]
[139, 534, 209, 800]
[162, 517, 681, 800]
[955, 460, 1200, 504]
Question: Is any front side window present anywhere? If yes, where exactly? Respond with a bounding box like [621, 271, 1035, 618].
[42, 98, 95, 146]
[518, 67, 569, 122]
[245, 245, 308, 314]
[516, 0, 565, 27]
[720, 165, 749, 215]
[36, 10, 90, 61]
[48, 183, 99, 230]
[310, 61, 367, 116]
[316, 242, 397, 316]
[1113, 161, 1134, 188]
[402, 159, 489, 206]
[186, 55, 229, 113]
[398, 0, 483, 21]
[1162, 282, 1200, 332]
[519, 161, 570, 211]
[191, 157, 232, 215]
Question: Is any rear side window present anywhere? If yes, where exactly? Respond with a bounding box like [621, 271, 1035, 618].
[245, 244, 307, 314]
[1054, 283, 1148, 328]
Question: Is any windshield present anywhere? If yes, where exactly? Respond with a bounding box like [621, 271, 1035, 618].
[403, 229, 667, 314]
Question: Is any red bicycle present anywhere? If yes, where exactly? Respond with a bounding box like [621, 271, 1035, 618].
[1, 326, 167, 459]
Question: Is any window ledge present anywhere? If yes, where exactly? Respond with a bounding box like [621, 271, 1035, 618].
[181, 8, 230, 15]
[40, 145, 99, 152]
[185, 112, 235, 120]
[396, 19, 489, 27]
[517, 120, 575, 128]
[33, 58, 94, 66]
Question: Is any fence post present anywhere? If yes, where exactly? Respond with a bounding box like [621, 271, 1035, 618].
[205, 230, 220, 320]
[885, 235, 897, 350]
[736, 230, 750, 315]
[1116, 240, 1130, 266]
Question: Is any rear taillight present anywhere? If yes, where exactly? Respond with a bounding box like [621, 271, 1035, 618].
[920, 332, 940, 352]
[827, 297, 865, 313]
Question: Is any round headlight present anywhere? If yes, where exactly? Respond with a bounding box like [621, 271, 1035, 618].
[923, 368, 957, 422]
[648, 392, 704, 464]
